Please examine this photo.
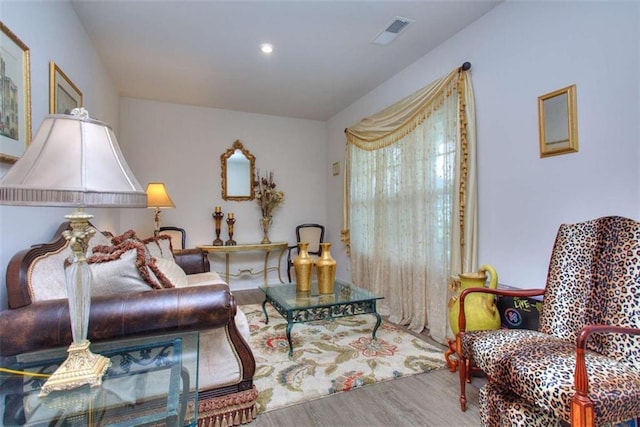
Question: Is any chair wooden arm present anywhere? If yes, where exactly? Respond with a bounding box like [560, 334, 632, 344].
[285, 245, 298, 282]
[457, 287, 545, 334]
[571, 325, 640, 427]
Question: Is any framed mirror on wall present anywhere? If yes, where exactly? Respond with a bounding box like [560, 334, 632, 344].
[221, 140, 255, 201]
[538, 84, 578, 158]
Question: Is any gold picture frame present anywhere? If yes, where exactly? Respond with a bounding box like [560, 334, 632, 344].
[0, 22, 31, 164]
[49, 61, 83, 115]
[538, 84, 578, 158]
[221, 140, 256, 201]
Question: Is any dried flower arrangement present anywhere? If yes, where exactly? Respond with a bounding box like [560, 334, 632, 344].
[254, 170, 284, 218]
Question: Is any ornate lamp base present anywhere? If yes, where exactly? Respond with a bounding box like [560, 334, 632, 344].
[39, 340, 111, 397]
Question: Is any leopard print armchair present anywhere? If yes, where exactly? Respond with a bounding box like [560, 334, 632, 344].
[455, 216, 640, 427]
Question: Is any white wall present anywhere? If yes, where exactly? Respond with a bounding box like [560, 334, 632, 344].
[0, 1, 121, 308]
[118, 98, 327, 290]
[1, 0, 638, 309]
[327, 1, 640, 288]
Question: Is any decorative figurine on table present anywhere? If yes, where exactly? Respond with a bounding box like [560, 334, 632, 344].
[212, 206, 224, 245]
[225, 212, 237, 246]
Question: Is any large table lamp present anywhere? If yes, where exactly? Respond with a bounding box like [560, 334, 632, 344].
[0, 108, 147, 395]
[146, 182, 175, 235]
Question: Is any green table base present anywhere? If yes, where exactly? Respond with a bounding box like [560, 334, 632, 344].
[260, 280, 383, 357]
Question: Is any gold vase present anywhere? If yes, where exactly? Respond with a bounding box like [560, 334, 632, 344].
[316, 242, 336, 294]
[293, 242, 312, 292]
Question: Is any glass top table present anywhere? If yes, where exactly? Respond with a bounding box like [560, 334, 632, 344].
[259, 279, 384, 357]
[0, 332, 199, 426]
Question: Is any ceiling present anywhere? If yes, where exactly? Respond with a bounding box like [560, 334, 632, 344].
[71, 1, 501, 121]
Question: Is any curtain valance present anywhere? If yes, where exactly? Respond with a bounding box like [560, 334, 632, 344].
[345, 67, 461, 150]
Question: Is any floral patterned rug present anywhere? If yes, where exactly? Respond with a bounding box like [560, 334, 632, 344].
[242, 303, 446, 413]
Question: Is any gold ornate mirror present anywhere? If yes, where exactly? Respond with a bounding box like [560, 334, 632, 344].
[538, 84, 578, 158]
[221, 140, 255, 201]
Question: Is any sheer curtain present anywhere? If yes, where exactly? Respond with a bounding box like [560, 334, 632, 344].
[342, 67, 477, 343]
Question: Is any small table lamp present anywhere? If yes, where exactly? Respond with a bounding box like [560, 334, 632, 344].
[146, 182, 175, 235]
[0, 108, 146, 395]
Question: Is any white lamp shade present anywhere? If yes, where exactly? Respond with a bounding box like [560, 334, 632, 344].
[0, 112, 146, 207]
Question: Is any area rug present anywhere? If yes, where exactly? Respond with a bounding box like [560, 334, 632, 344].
[241, 303, 446, 413]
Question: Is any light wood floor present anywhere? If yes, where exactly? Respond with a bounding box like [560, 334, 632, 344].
[233, 289, 485, 427]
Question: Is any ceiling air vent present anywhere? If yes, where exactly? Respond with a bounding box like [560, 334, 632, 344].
[372, 16, 415, 46]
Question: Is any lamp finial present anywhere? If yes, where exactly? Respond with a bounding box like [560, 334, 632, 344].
[70, 107, 90, 119]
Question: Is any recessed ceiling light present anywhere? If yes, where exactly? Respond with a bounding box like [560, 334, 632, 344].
[260, 44, 273, 54]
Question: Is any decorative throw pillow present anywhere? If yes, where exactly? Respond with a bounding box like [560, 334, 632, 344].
[89, 240, 163, 290]
[151, 258, 188, 288]
[142, 234, 174, 261]
[88, 247, 156, 295]
[87, 227, 113, 256]
[110, 229, 138, 246]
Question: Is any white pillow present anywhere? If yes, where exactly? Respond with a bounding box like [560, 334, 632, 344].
[89, 248, 155, 296]
[143, 235, 174, 261]
[89, 240, 163, 290]
[152, 258, 188, 288]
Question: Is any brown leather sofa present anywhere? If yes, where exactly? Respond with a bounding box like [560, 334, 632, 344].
[0, 223, 257, 426]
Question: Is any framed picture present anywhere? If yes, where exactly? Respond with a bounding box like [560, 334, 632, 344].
[538, 84, 578, 158]
[49, 61, 82, 115]
[0, 22, 31, 164]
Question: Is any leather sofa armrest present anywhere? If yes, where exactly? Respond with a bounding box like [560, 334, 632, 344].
[0, 284, 234, 357]
[174, 248, 211, 275]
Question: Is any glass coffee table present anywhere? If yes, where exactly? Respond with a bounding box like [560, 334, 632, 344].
[0, 332, 199, 426]
[259, 279, 384, 357]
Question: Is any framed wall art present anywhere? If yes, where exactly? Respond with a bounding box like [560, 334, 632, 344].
[49, 61, 82, 115]
[0, 22, 31, 164]
[538, 84, 578, 158]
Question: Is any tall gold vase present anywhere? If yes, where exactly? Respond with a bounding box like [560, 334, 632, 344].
[316, 243, 336, 294]
[293, 242, 312, 292]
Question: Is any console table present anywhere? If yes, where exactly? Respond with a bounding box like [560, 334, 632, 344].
[198, 242, 287, 286]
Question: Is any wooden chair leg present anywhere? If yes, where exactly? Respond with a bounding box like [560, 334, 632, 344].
[445, 339, 459, 372]
[459, 352, 468, 411]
